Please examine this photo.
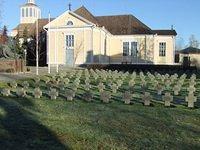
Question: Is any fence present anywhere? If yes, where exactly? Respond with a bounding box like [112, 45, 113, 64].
[0, 59, 25, 73]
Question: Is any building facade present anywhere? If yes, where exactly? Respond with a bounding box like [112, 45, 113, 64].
[12, 0, 177, 66]
[178, 47, 200, 67]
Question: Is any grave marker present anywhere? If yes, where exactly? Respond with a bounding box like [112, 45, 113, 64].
[186, 93, 197, 108]
[163, 92, 173, 107]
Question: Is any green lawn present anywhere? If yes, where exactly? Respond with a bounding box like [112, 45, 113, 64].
[0, 73, 200, 150]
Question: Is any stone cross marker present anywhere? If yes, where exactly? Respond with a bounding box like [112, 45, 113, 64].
[59, 81, 66, 91]
[49, 88, 58, 100]
[66, 90, 76, 101]
[173, 85, 181, 95]
[156, 84, 163, 95]
[111, 84, 118, 94]
[129, 79, 135, 87]
[163, 92, 173, 107]
[73, 78, 80, 87]
[85, 78, 90, 84]
[1, 88, 11, 97]
[83, 91, 93, 102]
[84, 83, 91, 91]
[16, 88, 27, 98]
[63, 78, 70, 85]
[22, 81, 29, 90]
[117, 79, 123, 87]
[71, 84, 78, 92]
[141, 92, 152, 106]
[165, 79, 171, 90]
[186, 93, 197, 108]
[98, 82, 105, 93]
[10, 81, 17, 89]
[33, 88, 42, 99]
[189, 80, 196, 87]
[122, 91, 132, 104]
[107, 79, 113, 87]
[187, 86, 196, 94]
[100, 91, 111, 103]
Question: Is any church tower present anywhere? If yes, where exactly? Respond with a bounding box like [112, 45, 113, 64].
[20, 0, 41, 24]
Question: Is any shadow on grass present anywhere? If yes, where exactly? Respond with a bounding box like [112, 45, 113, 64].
[0, 97, 69, 150]
[85, 103, 200, 149]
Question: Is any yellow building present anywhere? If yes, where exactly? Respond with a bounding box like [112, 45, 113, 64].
[44, 6, 177, 66]
[12, 0, 177, 67]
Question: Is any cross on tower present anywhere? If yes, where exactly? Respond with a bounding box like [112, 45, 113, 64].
[68, 3, 72, 11]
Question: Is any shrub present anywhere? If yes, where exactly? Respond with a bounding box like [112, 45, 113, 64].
[27, 67, 30, 72]
[6, 68, 15, 73]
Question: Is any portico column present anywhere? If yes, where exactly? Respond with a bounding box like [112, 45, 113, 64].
[90, 27, 94, 63]
[99, 29, 102, 64]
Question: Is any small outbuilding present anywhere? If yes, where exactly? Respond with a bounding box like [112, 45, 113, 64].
[178, 47, 200, 67]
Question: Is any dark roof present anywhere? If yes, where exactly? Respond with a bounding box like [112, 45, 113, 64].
[74, 6, 152, 35]
[13, 18, 55, 37]
[179, 47, 200, 54]
[74, 6, 176, 36]
[153, 30, 177, 36]
[13, 23, 35, 37]
[74, 6, 99, 25]
[96, 15, 152, 35]
[13, 6, 177, 37]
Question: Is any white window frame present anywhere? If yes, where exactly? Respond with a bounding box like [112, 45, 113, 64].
[66, 35, 74, 48]
[130, 41, 138, 57]
[159, 42, 166, 57]
[123, 41, 138, 56]
[123, 42, 129, 56]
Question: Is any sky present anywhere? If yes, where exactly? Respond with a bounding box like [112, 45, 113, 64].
[0, 0, 200, 47]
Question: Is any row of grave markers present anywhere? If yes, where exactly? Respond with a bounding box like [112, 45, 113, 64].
[0, 69, 199, 108]
[1, 86, 197, 108]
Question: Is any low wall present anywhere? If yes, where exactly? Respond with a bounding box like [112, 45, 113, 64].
[0, 59, 25, 73]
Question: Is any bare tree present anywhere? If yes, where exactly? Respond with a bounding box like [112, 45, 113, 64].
[176, 37, 185, 51]
[146, 37, 154, 62]
[26, 31, 47, 66]
[138, 36, 154, 63]
[74, 40, 83, 67]
[189, 34, 199, 48]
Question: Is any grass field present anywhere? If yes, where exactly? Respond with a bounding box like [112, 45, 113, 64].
[0, 72, 200, 150]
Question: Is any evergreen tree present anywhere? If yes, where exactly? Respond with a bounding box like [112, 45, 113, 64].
[1, 25, 8, 44]
[2, 25, 8, 37]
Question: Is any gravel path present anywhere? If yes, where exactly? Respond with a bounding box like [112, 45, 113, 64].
[0, 66, 76, 82]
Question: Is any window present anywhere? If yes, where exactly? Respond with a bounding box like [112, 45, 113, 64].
[123, 41, 138, 56]
[30, 8, 32, 17]
[67, 21, 73, 26]
[66, 35, 74, 47]
[159, 42, 166, 56]
[123, 42, 129, 56]
[131, 42, 137, 56]
[26, 8, 28, 17]
[22, 8, 24, 17]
